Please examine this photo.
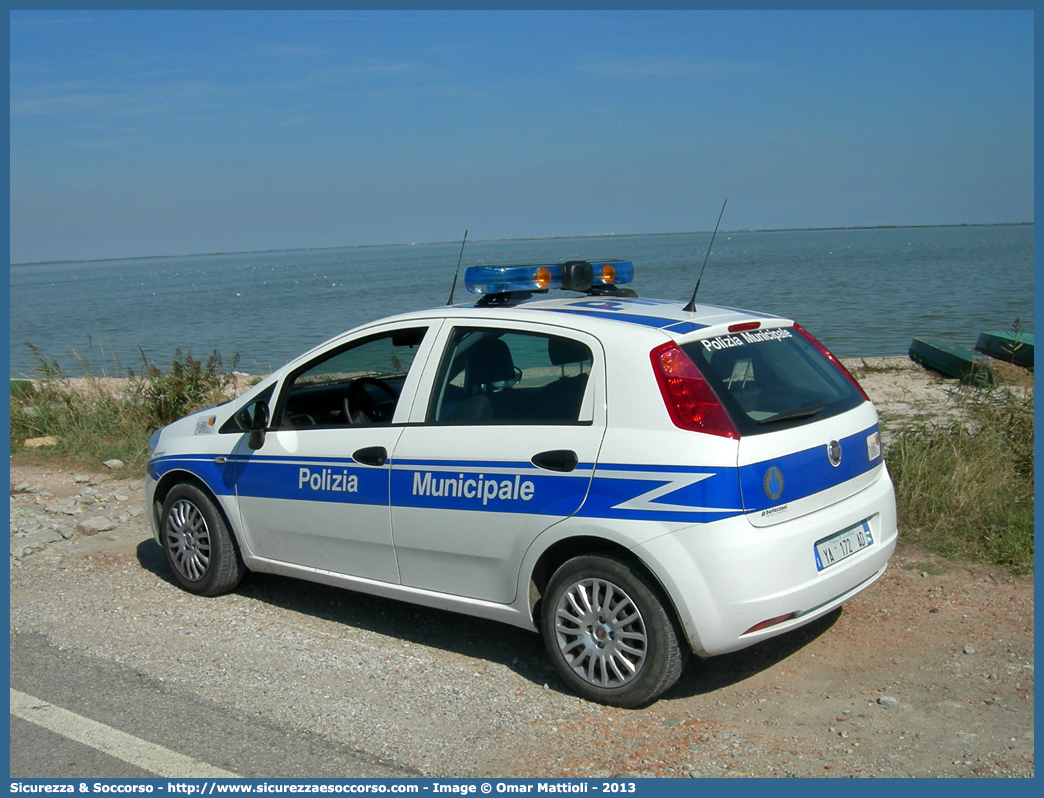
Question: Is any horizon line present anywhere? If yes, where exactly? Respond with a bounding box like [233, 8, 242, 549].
[10, 220, 1034, 268]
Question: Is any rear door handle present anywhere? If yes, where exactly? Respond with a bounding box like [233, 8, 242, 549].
[353, 446, 388, 467]
[531, 449, 578, 473]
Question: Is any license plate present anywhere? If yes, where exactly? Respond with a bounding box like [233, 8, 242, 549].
[814, 521, 873, 571]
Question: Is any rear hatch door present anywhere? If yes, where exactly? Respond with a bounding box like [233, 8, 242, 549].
[680, 324, 884, 527]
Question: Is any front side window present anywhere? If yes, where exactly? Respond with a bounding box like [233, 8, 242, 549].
[428, 327, 593, 424]
[276, 327, 427, 427]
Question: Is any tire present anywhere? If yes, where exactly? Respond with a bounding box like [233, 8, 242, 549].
[541, 554, 687, 708]
[160, 483, 246, 596]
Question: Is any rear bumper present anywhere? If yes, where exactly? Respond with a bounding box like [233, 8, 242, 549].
[633, 466, 898, 656]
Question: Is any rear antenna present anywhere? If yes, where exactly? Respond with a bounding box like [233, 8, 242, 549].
[445, 230, 469, 305]
[683, 199, 727, 313]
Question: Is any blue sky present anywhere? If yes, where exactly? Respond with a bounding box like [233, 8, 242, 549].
[9, 9, 1034, 263]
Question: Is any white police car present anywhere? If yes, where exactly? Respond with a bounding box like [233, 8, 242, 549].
[147, 259, 897, 707]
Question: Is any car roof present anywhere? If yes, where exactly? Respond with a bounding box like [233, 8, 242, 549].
[257, 293, 798, 394]
[386, 294, 793, 342]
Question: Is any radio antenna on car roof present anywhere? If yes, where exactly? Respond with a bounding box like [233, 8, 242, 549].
[445, 230, 469, 305]
[683, 199, 727, 313]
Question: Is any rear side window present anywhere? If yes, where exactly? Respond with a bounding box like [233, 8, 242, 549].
[681, 327, 864, 435]
[428, 327, 593, 424]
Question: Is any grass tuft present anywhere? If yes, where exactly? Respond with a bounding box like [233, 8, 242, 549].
[132, 347, 241, 428]
[888, 385, 1034, 574]
[10, 346, 242, 470]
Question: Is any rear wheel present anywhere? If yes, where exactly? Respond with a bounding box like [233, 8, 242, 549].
[541, 554, 686, 707]
[161, 483, 245, 596]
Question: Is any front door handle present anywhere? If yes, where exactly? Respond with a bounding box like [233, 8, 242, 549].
[353, 446, 388, 467]
[531, 449, 578, 473]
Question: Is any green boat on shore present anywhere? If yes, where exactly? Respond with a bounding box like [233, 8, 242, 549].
[975, 330, 1034, 368]
[909, 338, 996, 385]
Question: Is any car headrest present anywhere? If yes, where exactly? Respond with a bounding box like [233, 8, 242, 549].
[548, 336, 591, 366]
[467, 337, 516, 386]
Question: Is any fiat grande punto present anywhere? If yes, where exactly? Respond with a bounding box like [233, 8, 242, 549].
[146, 259, 897, 707]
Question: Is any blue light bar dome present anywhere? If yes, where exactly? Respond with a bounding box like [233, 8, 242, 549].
[464, 260, 634, 295]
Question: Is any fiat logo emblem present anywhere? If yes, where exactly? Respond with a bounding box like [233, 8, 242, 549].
[827, 440, 842, 467]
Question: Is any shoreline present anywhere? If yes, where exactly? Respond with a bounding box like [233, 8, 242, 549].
[842, 356, 1033, 431]
[10, 221, 1033, 268]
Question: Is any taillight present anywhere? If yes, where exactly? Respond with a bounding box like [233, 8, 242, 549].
[743, 612, 796, 635]
[793, 323, 870, 402]
[650, 343, 739, 439]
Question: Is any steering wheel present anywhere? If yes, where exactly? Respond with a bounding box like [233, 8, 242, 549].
[343, 377, 398, 424]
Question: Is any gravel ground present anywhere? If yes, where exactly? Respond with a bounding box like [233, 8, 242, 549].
[9, 358, 1034, 778]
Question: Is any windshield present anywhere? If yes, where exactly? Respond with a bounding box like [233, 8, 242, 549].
[681, 327, 865, 436]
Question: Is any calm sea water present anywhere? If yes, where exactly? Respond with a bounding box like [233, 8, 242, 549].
[8, 225, 1034, 377]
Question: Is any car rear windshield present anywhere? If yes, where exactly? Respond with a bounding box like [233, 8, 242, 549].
[681, 327, 865, 436]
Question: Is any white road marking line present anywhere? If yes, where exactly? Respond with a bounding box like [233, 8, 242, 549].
[10, 688, 240, 778]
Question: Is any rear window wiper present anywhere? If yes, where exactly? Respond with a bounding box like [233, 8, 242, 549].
[757, 402, 826, 426]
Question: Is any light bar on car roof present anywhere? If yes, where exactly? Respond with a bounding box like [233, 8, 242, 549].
[464, 260, 634, 295]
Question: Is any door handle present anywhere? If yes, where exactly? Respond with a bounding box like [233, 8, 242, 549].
[353, 446, 388, 467]
[531, 449, 578, 473]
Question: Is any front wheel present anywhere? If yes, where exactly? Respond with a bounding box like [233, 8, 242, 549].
[161, 483, 246, 596]
[541, 555, 687, 708]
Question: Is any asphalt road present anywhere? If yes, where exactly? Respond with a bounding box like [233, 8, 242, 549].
[10, 630, 419, 779]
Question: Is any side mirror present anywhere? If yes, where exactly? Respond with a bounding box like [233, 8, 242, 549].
[235, 400, 270, 450]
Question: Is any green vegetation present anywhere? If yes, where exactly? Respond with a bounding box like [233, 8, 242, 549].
[10, 347, 241, 470]
[1001, 316, 1031, 365]
[889, 384, 1034, 574]
[10, 380, 33, 398]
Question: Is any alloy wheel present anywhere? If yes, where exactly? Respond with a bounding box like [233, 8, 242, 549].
[553, 577, 648, 688]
